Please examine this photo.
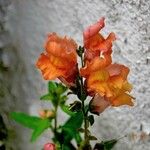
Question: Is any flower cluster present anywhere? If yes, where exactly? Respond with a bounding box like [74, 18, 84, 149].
[36, 17, 134, 115]
[10, 17, 135, 150]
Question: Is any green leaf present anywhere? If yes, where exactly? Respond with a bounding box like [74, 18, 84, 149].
[74, 133, 82, 145]
[48, 81, 57, 93]
[62, 111, 83, 143]
[60, 105, 75, 116]
[55, 83, 68, 95]
[40, 93, 54, 101]
[10, 112, 41, 129]
[31, 119, 50, 142]
[88, 115, 94, 126]
[59, 95, 68, 104]
[103, 139, 117, 150]
[62, 143, 76, 150]
[10, 112, 51, 142]
[42, 82, 68, 107]
[94, 139, 117, 150]
[69, 101, 82, 112]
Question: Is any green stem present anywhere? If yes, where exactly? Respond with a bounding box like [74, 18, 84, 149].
[79, 49, 91, 149]
[54, 106, 58, 135]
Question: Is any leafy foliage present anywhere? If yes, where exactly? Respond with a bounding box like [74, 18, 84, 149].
[59, 111, 83, 146]
[10, 112, 51, 141]
[40, 81, 68, 107]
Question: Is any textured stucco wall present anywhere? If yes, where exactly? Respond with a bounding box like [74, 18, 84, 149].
[1, 0, 150, 149]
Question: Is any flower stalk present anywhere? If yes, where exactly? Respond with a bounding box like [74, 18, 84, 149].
[54, 106, 58, 135]
[78, 47, 91, 150]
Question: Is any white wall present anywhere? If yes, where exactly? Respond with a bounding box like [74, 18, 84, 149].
[1, 0, 150, 149]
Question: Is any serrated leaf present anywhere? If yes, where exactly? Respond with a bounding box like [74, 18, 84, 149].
[31, 119, 50, 142]
[10, 112, 41, 129]
[88, 115, 94, 126]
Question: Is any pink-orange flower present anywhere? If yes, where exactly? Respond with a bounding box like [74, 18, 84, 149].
[90, 94, 110, 115]
[83, 17, 116, 62]
[36, 33, 78, 86]
[81, 17, 134, 114]
[80, 56, 134, 113]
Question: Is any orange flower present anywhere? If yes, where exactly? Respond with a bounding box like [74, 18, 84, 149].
[36, 33, 78, 86]
[80, 58, 134, 111]
[83, 17, 116, 62]
[81, 18, 134, 113]
[80, 55, 112, 78]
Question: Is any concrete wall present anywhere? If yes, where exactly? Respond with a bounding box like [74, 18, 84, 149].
[0, 0, 150, 149]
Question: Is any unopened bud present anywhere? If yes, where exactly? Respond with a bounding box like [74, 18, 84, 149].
[39, 110, 55, 119]
[44, 143, 55, 150]
[39, 110, 47, 119]
[46, 110, 55, 118]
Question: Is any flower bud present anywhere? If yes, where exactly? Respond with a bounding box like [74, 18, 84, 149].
[46, 110, 55, 118]
[44, 143, 55, 150]
[39, 110, 55, 119]
[39, 110, 47, 119]
[90, 94, 110, 115]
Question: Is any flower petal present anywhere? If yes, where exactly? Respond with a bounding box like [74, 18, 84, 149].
[83, 17, 105, 42]
[80, 55, 112, 78]
[45, 33, 77, 63]
[106, 63, 130, 80]
[89, 82, 113, 97]
[36, 53, 65, 80]
[111, 93, 134, 107]
[98, 32, 116, 53]
[36, 33, 78, 86]
[122, 81, 133, 92]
